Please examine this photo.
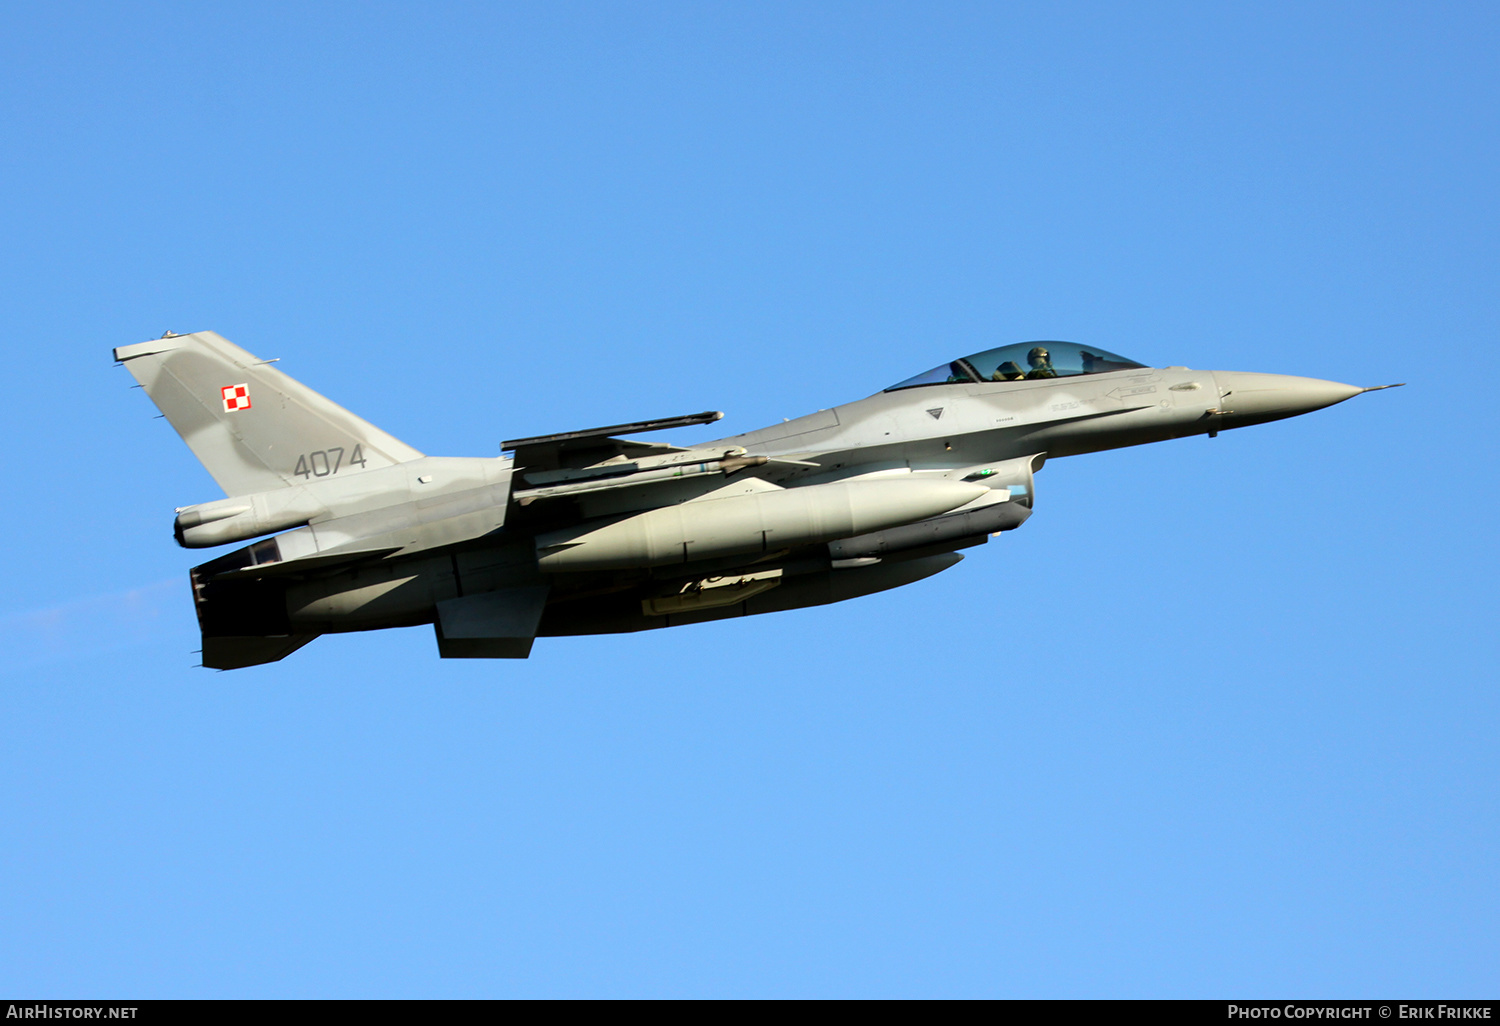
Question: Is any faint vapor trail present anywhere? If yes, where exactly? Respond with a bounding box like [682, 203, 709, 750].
[0, 579, 189, 673]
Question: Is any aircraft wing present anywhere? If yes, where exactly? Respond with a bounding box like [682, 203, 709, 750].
[500, 410, 821, 511]
[503, 411, 724, 472]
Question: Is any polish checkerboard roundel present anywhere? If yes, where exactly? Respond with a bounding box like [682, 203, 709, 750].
[221, 384, 251, 412]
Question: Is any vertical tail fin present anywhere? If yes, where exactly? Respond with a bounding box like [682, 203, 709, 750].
[115, 331, 423, 496]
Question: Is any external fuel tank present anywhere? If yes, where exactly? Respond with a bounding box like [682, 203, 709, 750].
[534, 478, 989, 572]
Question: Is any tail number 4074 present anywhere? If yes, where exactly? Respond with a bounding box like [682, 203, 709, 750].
[294, 445, 367, 479]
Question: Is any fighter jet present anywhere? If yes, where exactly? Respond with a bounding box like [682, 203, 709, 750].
[115, 332, 1398, 669]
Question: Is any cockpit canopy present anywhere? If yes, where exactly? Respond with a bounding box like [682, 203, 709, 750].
[885, 341, 1148, 391]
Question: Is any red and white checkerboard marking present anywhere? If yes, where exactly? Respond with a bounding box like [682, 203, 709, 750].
[221, 384, 252, 412]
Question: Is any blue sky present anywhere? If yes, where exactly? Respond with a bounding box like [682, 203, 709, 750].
[1, 1, 1495, 997]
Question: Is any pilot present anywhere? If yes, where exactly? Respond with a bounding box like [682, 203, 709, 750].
[1025, 346, 1058, 379]
[992, 361, 1025, 381]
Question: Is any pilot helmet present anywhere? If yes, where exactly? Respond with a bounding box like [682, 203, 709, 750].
[1027, 346, 1051, 367]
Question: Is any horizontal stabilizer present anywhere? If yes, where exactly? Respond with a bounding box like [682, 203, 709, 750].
[434, 585, 550, 659]
[202, 634, 319, 670]
[212, 546, 404, 580]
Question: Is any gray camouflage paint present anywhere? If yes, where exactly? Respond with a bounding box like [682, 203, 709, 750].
[116, 331, 1389, 668]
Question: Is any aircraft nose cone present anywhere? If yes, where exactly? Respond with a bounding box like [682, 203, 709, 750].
[1211, 371, 1364, 426]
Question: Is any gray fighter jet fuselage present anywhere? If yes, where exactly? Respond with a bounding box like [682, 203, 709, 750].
[115, 333, 1396, 669]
